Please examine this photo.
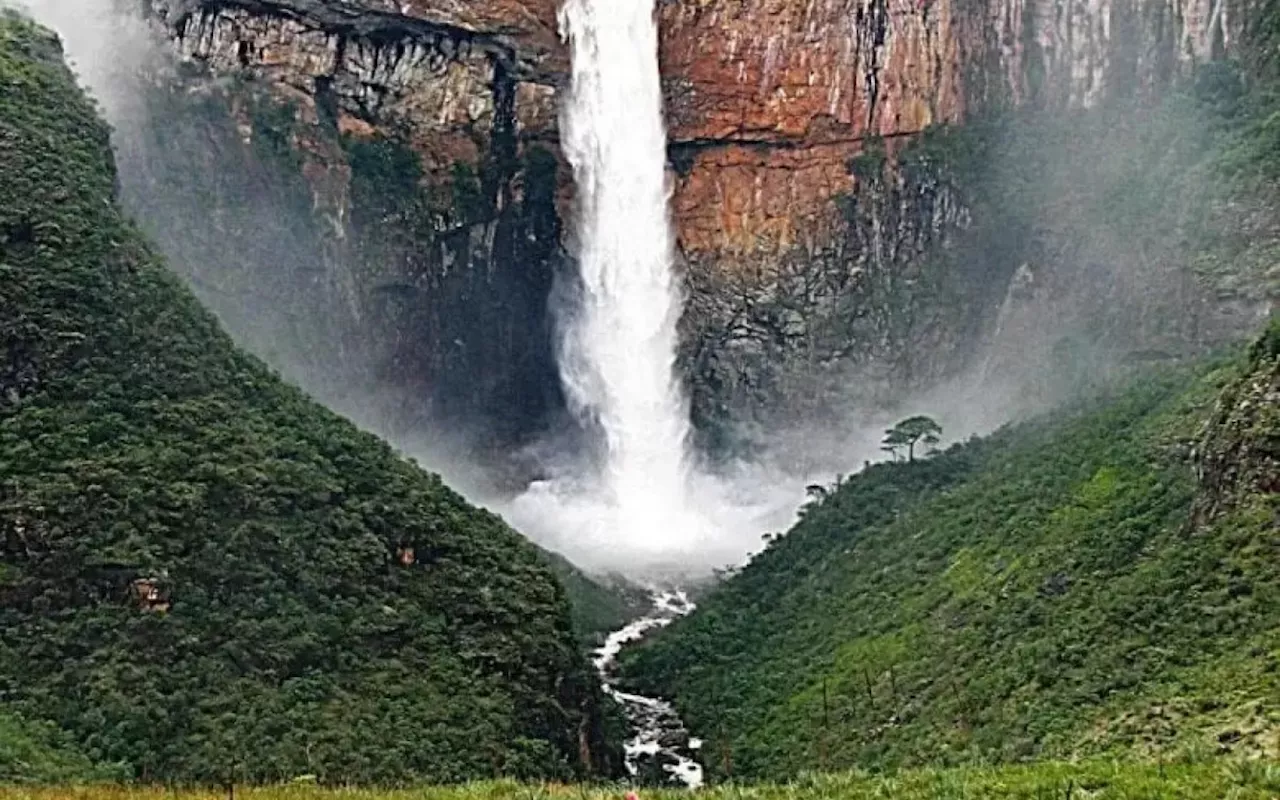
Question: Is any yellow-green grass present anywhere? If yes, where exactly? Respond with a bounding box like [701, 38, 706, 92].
[5, 762, 1280, 800]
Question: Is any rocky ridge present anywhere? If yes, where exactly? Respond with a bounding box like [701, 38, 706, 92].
[1194, 319, 1280, 525]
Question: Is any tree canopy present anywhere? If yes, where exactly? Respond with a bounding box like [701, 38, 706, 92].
[882, 415, 943, 462]
[0, 13, 616, 784]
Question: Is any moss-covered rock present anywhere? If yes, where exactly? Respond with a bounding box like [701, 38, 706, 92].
[1195, 316, 1280, 525]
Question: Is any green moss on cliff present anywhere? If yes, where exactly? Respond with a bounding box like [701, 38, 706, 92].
[1252, 316, 1280, 361]
[0, 13, 610, 785]
[1194, 316, 1279, 526]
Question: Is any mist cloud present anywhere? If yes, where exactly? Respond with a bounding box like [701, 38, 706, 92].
[10, 0, 158, 129]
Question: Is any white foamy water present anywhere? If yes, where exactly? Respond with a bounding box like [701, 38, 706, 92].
[593, 591, 704, 788]
[510, 0, 723, 574]
[555, 0, 693, 543]
[504, 0, 814, 569]
[16, 0, 807, 578]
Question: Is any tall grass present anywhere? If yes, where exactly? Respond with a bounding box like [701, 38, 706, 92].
[5, 761, 1280, 800]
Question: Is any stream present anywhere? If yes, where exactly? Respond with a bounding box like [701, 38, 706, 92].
[592, 591, 703, 788]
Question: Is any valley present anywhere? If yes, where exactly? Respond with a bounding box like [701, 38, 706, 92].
[618, 338, 1280, 778]
[1, 0, 1278, 791]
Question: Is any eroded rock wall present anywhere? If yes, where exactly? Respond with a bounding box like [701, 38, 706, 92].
[662, 0, 1237, 257]
[130, 0, 1265, 454]
[125, 0, 569, 458]
[660, 0, 1251, 427]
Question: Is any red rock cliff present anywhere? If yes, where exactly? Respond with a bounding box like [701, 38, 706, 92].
[659, 0, 1236, 264]
[139, 0, 1259, 441]
[651, 0, 1258, 430]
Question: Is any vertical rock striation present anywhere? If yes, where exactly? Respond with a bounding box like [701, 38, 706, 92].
[659, 0, 1254, 429]
[127, 0, 569, 463]
[661, 0, 1238, 256]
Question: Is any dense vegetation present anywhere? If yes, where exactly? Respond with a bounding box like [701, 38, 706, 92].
[0, 13, 618, 785]
[620, 323, 1279, 780]
[542, 554, 650, 642]
[0, 710, 125, 785]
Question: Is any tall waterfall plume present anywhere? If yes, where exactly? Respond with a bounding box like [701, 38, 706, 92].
[510, 0, 804, 576]
[508, 0, 725, 575]
[555, 0, 696, 549]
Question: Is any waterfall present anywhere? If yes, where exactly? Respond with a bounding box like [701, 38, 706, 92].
[508, 0, 802, 576]
[551, 0, 699, 556]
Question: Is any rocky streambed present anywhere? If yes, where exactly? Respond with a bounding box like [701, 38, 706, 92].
[593, 591, 703, 788]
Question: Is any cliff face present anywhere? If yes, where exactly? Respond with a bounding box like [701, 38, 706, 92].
[1194, 320, 1280, 526]
[132, 0, 1267, 451]
[660, 0, 1236, 261]
[660, 0, 1256, 427]
[128, 0, 569, 456]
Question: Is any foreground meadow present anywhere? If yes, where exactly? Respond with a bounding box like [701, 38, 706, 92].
[5, 762, 1280, 800]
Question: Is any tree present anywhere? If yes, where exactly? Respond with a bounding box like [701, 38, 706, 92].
[882, 415, 943, 462]
[881, 436, 907, 462]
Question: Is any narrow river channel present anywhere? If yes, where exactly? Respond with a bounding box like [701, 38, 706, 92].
[592, 591, 703, 788]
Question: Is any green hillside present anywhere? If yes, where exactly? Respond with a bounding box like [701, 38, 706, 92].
[620, 324, 1279, 780]
[543, 554, 650, 642]
[0, 13, 617, 785]
[0, 709, 127, 785]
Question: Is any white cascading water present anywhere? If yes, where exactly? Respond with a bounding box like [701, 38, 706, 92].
[512, 0, 812, 577]
[556, 0, 692, 524]
[557, 0, 693, 539]
[512, 0, 711, 572]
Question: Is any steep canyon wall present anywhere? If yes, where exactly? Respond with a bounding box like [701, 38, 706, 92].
[661, 0, 1258, 431]
[126, 0, 1265, 457]
[121, 0, 568, 470]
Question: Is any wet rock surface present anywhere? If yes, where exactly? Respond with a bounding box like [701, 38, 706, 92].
[129, 0, 567, 454]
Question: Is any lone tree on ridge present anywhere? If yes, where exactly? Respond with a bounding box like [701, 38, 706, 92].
[882, 415, 943, 462]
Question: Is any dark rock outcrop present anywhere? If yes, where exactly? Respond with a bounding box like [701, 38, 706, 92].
[126, 0, 569, 461]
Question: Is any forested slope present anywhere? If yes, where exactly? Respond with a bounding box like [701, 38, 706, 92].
[543, 554, 650, 642]
[621, 322, 1279, 780]
[0, 13, 617, 785]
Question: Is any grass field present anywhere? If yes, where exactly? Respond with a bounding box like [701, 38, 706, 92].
[5, 761, 1280, 800]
